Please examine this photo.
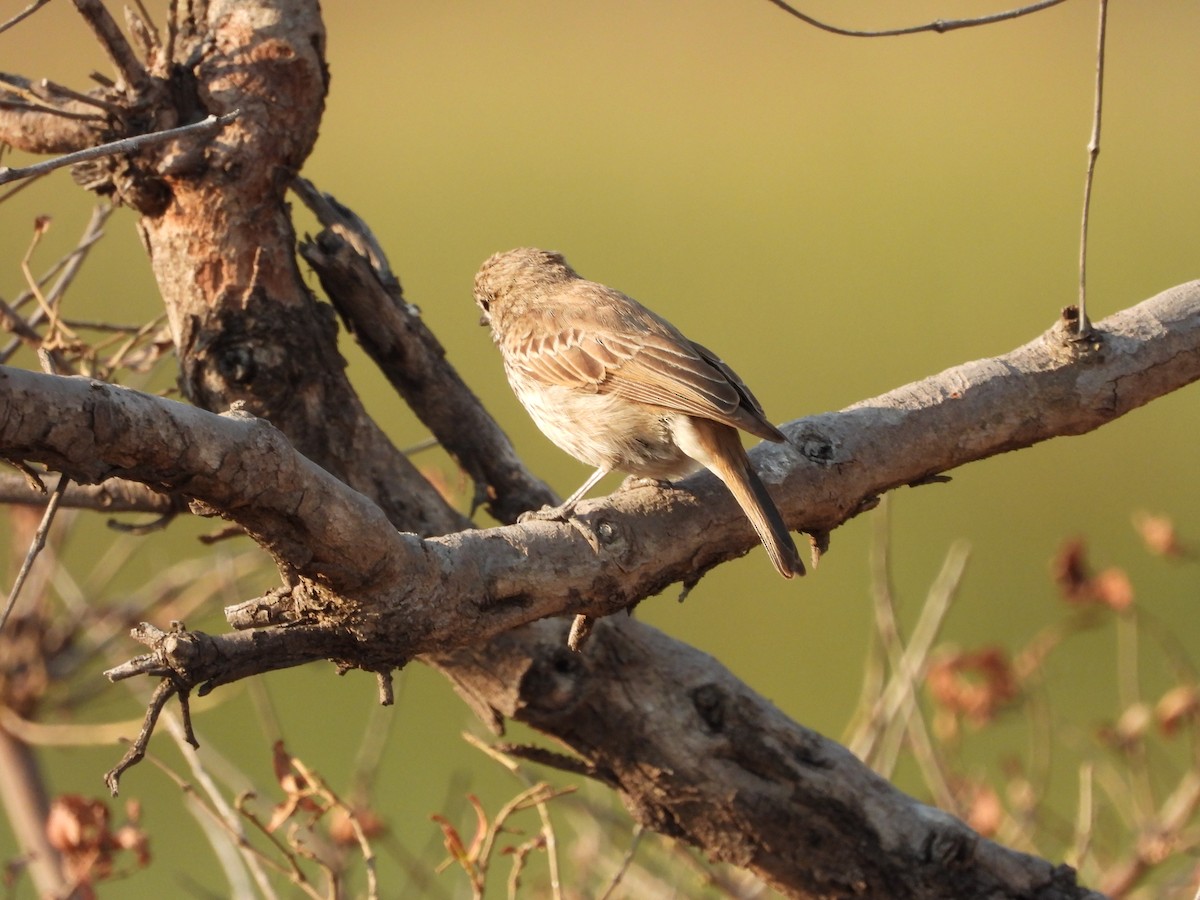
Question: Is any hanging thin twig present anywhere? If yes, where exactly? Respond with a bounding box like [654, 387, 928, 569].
[0, 288, 78, 632]
[596, 825, 645, 900]
[104, 678, 191, 796]
[1, 205, 111, 365]
[1077, 0, 1109, 336]
[762, 0, 1069, 38]
[0, 475, 70, 633]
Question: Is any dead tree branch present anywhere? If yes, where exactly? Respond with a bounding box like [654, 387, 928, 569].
[0, 2, 1186, 895]
[293, 177, 559, 524]
[1, 281, 1196, 683]
[430, 615, 1107, 900]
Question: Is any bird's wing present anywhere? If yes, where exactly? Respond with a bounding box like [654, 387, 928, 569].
[503, 292, 783, 442]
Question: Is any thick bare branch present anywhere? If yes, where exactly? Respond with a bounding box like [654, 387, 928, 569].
[0, 381, 407, 598]
[1, 282, 1196, 671]
[293, 178, 558, 523]
[430, 615, 1104, 900]
[117, 0, 465, 535]
[7, 2, 1187, 894]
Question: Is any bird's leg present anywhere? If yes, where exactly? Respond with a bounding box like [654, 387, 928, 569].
[518, 467, 610, 523]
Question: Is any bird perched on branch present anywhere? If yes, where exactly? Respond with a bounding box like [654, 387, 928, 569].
[473, 247, 803, 578]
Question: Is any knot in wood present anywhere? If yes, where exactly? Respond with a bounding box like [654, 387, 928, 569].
[791, 427, 837, 465]
[689, 683, 727, 732]
[919, 810, 977, 868]
[519, 645, 586, 717]
[161, 629, 205, 679]
[1047, 307, 1106, 364]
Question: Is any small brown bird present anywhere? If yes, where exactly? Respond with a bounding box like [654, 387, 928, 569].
[474, 248, 803, 578]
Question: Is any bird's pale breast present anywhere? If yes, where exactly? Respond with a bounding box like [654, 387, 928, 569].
[504, 362, 698, 480]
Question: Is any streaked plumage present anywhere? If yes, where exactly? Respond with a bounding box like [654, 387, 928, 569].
[474, 248, 803, 578]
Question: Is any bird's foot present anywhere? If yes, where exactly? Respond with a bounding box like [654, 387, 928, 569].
[517, 502, 603, 554]
[517, 502, 576, 524]
[619, 475, 678, 494]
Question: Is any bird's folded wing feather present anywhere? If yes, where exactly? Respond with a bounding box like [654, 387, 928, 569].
[505, 323, 783, 441]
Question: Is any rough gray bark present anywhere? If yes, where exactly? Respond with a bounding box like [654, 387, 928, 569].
[1, 283, 1198, 669]
[431, 617, 1103, 900]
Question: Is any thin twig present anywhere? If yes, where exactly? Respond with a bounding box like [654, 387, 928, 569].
[35, 78, 129, 115]
[0, 73, 108, 120]
[0, 474, 70, 632]
[0, 110, 240, 186]
[866, 543, 968, 810]
[3, 204, 108, 313]
[761, 0, 1069, 38]
[349, 697, 400, 801]
[844, 500, 898, 745]
[42, 204, 113, 309]
[104, 678, 181, 795]
[1067, 761, 1095, 867]
[21, 221, 79, 348]
[597, 825, 645, 900]
[0, 0, 52, 37]
[0, 169, 46, 205]
[0, 293, 46, 349]
[161, 746, 282, 900]
[234, 796, 327, 899]
[165, 0, 181, 72]
[1, 206, 110, 364]
[462, 733, 569, 898]
[1076, 0, 1109, 336]
[58, 318, 148, 333]
[1, 312, 74, 621]
[0, 98, 103, 122]
[125, 0, 162, 57]
[290, 757, 380, 900]
[152, 772, 324, 897]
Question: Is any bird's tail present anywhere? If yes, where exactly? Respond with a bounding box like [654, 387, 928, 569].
[691, 425, 803, 578]
[724, 456, 805, 579]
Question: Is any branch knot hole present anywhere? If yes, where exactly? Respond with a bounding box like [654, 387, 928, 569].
[690, 682, 726, 733]
[519, 645, 587, 716]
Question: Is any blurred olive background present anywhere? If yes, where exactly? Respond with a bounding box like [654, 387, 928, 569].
[1, 1, 1198, 896]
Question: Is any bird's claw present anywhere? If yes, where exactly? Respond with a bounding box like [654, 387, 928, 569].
[517, 503, 573, 524]
[517, 503, 602, 554]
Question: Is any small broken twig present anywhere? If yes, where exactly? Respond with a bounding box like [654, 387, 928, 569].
[104, 677, 194, 795]
[0, 474, 70, 632]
